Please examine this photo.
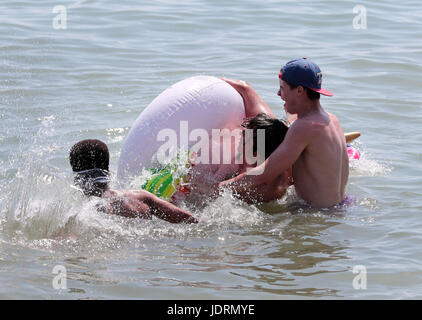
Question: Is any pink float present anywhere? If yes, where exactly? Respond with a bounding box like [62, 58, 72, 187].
[347, 145, 360, 160]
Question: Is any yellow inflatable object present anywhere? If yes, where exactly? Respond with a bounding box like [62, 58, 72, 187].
[345, 132, 361, 143]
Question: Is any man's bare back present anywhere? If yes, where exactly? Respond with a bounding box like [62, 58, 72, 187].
[289, 110, 349, 207]
[219, 107, 349, 208]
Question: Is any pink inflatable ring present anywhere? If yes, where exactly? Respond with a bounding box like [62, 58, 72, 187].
[347, 144, 360, 160]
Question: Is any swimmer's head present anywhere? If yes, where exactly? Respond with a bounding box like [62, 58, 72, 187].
[69, 139, 110, 197]
[242, 113, 288, 159]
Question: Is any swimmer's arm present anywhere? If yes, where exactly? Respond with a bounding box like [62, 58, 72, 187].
[219, 121, 308, 192]
[214, 163, 241, 181]
[221, 77, 275, 118]
[203, 163, 241, 196]
[144, 193, 199, 224]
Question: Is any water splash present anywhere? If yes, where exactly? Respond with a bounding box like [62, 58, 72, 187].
[349, 140, 392, 176]
[0, 132, 386, 254]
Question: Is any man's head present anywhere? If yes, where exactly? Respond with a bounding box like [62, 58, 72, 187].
[242, 113, 288, 160]
[277, 58, 333, 114]
[69, 139, 110, 197]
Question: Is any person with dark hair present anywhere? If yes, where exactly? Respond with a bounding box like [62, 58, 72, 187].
[69, 139, 111, 197]
[229, 113, 292, 203]
[220, 58, 349, 208]
[241, 113, 288, 160]
[69, 139, 199, 224]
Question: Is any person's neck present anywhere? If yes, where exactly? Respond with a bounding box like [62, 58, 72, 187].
[296, 100, 322, 119]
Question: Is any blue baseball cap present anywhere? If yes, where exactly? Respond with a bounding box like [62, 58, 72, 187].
[280, 58, 333, 96]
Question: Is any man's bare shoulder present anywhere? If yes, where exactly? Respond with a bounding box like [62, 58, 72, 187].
[287, 115, 333, 150]
[327, 112, 340, 123]
[270, 118, 313, 161]
[302, 110, 335, 135]
[317, 112, 343, 136]
[286, 117, 316, 141]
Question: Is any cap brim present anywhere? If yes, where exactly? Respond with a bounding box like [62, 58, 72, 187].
[309, 87, 334, 96]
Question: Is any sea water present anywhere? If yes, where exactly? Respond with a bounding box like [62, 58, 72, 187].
[0, 0, 421, 299]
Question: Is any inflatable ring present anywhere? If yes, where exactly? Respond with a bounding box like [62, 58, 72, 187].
[117, 76, 246, 199]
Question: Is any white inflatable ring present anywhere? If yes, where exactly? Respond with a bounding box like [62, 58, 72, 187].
[117, 76, 246, 185]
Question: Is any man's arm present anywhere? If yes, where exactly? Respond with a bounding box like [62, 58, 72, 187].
[219, 120, 309, 193]
[221, 78, 276, 119]
[144, 192, 199, 224]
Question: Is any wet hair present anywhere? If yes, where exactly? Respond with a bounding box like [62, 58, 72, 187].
[241, 113, 289, 159]
[285, 81, 320, 101]
[69, 139, 110, 197]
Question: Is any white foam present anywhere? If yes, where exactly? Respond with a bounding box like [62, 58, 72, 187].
[349, 145, 392, 177]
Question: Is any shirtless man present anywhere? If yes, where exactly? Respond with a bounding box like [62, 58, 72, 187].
[219, 58, 349, 208]
[69, 139, 199, 223]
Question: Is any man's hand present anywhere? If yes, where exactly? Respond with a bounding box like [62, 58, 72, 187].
[144, 192, 200, 224]
[220, 77, 250, 93]
[218, 170, 260, 195]
[220, 77, 275, 118]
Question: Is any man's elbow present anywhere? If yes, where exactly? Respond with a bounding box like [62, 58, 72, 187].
[244, 162, 272, 184]
[141, 192, 156, 207]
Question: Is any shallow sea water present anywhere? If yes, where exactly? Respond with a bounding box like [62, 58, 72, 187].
[1, 0, 422, 299]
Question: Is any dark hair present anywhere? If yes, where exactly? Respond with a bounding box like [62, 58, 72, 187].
[285, 81, 320, 101]
[69, 139, 110, 197]
[242, 113, 288, 159]
[70, 139, 109, 172]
